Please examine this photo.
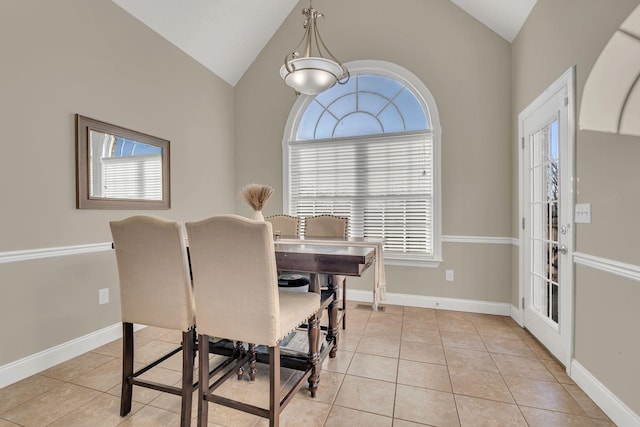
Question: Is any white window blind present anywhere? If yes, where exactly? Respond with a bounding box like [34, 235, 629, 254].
[289, 132, 433, 258]
[100, 154, 163, 200]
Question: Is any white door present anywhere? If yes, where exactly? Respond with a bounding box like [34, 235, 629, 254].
[519, 68, 575, 368]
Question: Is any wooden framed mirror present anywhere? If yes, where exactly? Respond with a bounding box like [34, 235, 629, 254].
[75, 114, 170, 209]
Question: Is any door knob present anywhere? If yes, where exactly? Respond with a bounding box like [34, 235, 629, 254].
[559, 245, 568, 254]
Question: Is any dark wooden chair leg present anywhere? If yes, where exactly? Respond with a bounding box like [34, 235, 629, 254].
[197, 334, 210, 427]
[269, 345, 281, 427]
[180, 328, 196, 427]
[307, 312, 321, 397]
[342, 279, 347, 330]
[248, 343, 257, 381]
[235, 341, 246, 380]
[327, 276, 339, 358]
[120, 322, 134, 417]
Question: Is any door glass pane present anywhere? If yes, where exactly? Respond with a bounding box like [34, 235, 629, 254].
[528, 119, 559, 325]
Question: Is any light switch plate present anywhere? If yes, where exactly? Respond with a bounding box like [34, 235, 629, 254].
[575, 203, 591, 224]
[98, 288, 109, 305]
[445, 270, 454, 281]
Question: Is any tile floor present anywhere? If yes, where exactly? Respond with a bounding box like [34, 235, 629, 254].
[0, 302, 616, 426]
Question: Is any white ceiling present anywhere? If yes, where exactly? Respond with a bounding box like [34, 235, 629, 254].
[112, 0, 537, 87]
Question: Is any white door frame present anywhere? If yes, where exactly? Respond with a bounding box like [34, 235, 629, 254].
[517, 66, 576, 369]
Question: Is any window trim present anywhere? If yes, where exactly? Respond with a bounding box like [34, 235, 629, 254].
[282, 60, 442, 267]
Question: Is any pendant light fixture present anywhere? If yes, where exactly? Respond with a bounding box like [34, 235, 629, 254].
[280, 1, 349, 95]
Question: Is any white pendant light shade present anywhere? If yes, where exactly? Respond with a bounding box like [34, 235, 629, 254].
[280, 57, 343, 95]
[280, 2, 349, 96]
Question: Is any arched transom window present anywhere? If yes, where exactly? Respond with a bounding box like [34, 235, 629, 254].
[284, 61, 442, 265]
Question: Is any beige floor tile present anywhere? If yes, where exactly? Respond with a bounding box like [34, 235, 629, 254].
[401, 324, 442, 345]
[118, 404, 182, 426]
[491, 353, 556, 382]
[455, 395, 526, 426]
[592, 419, 617, 427]
[449, 367, 514, 403]
[562, 383, 610, 420]
[400, 341, 446, 365]
[324, 405, 393, 427]
[202, 401, 260, 427]
[0, 374, 63, 414]
[92, 336, 152, 358]
[47, 393, 143, 427]
[347, 353, 398, 382]
[519, 405, 596, 426]
[147, 387, 198, 416]
[2, 383, 101, 426]
[509, 326, 534, 340]
[403, 317, 439, 332]
[295, 370, 345, 405]
[392, 419, 431, 427]
[356, 335, 401, 358]
[481, 336, 536, 358]
[338, 330, 363, 352]
[135, 340, 182, 365]
[41, 352, 115, 382]
[394, 384, 459, 426]
[435, 310, 472, 322]
[444, 347, 498, 373]
[364, 315, 404, 339]
[68, 357, 123, 392]
[523, 338, 556, 360]
[504, 375, 586, 415]
[541, 358, 574, 384]
[254, 396, 330, 427]
[397, 359, 451, 392]
[135, 326, 173, 340]
[334, 375, 396, 416]
[436, 318, 478, 334]
[322, 350, 354, 374]
[0, 419, 20, 426]
[440, 330, 486, 351]
[474, 323, 522, 340]
[403, 306, 437, 319]
[377, 304, 405, 315]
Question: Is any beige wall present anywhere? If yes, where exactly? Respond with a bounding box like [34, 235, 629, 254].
[235, 0, 514, 301]
[512, 0, 640, 415]
[0, 0, 236, 365]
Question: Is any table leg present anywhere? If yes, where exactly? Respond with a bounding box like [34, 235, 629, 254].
[327, 275, 339, 358]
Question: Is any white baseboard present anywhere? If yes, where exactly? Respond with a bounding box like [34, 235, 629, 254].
[571, 360, 640, 427]
[0, 323, 144, 389]
[348, 289, 511, 316]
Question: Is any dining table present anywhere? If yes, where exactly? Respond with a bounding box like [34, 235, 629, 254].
[273, 237, 384, 358]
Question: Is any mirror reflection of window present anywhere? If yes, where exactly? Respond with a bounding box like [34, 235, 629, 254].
[88, 130, 163, 201]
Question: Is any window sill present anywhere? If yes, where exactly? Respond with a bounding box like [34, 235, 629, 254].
[384, 256, 443, 268]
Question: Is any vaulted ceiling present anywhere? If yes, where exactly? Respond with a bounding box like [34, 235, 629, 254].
[112, 0, 537, 86]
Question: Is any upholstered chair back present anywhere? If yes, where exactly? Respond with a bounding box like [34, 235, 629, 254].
[110, 215, 195, 332]
[186, 215, 283, 346]
[304, 214, 349, 238]
[265, 214, 300, 238]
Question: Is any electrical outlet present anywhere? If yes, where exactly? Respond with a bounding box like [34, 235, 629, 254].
[445, 269, 454, 281]
[98, 288, 109, 305]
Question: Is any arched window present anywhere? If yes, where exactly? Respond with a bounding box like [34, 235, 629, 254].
[283, 61, 441, 265]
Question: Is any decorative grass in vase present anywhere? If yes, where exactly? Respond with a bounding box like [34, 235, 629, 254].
[240, 183, 274, 221]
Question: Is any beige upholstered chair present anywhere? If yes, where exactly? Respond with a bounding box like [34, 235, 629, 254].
[304, 214, 350, 341]
[185, 215, 322, 427]
[110, 216, 196, 427]
[265, 214, 300, 238]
